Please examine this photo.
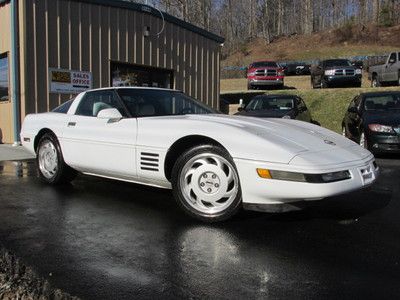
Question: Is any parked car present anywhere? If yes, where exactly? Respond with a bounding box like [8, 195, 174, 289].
[311, 59, 362, 88]
[235, 94, 319, 124]
[296, 64, 311, 75]
[21, 87, 378, 222]
[368, 52, 400, 87]
[283, 63, 298, 76]
[342, 91, 400, 153]
[246, 61, 285, 89]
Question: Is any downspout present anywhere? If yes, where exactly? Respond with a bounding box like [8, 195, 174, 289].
[11, 0, 20, 146]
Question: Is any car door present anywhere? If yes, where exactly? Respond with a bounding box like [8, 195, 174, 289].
[383, 53, 397, 82]
[61, 89, 138, 178]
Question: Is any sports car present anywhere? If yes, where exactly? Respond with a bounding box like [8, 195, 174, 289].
[21, 87, 379, 222]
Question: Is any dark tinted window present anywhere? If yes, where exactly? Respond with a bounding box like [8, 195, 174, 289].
[389, 53, 397, 62]
[251, 61, 278, 68]
[116, 89, 217, 117]
[0, 53, 9, 102]
[323, 60, 352, 68]
[52, 99, 74, 113]
[75, 90, 126, 117]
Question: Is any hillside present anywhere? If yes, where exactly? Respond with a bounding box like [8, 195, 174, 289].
[222, 24, 400, 67]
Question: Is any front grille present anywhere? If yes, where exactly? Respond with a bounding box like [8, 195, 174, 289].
[334, 69, 355, 76]
[255, 69, 277, 76]
[140, 152, 159, 171]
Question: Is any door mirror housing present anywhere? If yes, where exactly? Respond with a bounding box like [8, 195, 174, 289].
[97, 108, 123, 121]
[347, 107, 358, 114]
[389, 58, 395, 64]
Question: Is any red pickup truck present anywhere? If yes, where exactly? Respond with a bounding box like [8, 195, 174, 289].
[247, 61, 285, 90]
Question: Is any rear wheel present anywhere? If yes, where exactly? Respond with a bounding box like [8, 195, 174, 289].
[171, 145, 242, 222]
[36, 133, 76, 184]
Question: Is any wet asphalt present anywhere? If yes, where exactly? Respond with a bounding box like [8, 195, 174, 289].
[0, 158, 399, 300]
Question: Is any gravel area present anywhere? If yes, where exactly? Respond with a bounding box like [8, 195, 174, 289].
[0, 248, 79, 300]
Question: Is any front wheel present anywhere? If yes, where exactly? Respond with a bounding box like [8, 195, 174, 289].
[371, 76, 380, 87]
[37, 133, 77, 184]
[171, 145, 242, 222]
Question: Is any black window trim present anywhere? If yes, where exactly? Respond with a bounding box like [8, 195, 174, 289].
[75, 88, 131, 118]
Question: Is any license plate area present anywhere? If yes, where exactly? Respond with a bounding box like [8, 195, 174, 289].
[359, 164, 375, 185]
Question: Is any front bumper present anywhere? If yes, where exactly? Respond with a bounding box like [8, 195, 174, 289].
[324, 75, 361, 86]
[249, 78, 284, 86]
[235, 155, 378, 209]
[368, 133, 400, 153]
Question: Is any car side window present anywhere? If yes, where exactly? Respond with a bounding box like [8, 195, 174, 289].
[75, 90, 126, 117]
[389, 53, 396, 62]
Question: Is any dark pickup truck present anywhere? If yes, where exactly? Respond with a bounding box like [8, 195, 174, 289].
[311, 59, 362, 88]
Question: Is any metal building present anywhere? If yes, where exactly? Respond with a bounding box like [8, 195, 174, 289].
[0, 0, 224, 144]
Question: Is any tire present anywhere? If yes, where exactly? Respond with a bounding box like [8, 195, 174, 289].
[171, 145, 242, 222]
[36, 133, 77, 185]
[371, 75, 380, 87]
[321, 79, 328, 88]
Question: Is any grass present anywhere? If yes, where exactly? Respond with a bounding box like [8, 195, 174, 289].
[221, 76, 400, 133]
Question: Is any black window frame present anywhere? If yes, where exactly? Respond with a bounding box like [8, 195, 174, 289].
[0, 52, 10, 103]
[75, 89, 130, 118]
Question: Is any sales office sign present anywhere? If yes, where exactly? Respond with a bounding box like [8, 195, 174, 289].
[49, 68, 92, 94]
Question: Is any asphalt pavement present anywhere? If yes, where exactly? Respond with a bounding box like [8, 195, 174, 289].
[0, 157, 399, 299]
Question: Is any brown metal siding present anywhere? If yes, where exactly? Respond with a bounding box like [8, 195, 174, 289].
[0, 2, 13, 143]
[21, 0, 221, 119]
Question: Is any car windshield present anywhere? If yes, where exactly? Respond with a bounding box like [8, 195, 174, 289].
[364, 94, 400, 111]
[323, 60, 352, 67]
[116, 89, 219, 117]
[246, 97, 295, 111]
[251, 61, 278, 68]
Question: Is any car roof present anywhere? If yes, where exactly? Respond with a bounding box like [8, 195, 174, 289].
[254, 94, 297, 98]
[85, 86, 181, 93]
[360, 91, 400, 97]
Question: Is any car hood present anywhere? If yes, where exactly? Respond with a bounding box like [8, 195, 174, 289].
[138, 114, 368, 164]
[190, 114, 354, 149]
[235, 109, 294, 118]
[364, 110, 400, 127]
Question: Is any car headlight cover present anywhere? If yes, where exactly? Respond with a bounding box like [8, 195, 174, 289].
[368, 124, 394, 133]
[355, 69, 362, 74]
[324, 69, 335, 76]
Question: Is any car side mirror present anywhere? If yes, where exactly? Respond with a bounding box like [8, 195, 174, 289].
[389, 58, 395, 64]
[348, 107, 358, 114]
[97, 108, 123, 121]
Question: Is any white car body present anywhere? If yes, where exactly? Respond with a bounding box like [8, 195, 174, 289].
[21, 87, 378, 212]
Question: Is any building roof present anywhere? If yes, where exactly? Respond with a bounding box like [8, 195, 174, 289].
[0, 0, 224, 43]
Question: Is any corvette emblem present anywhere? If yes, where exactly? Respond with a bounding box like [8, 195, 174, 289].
[324, 139, 336, 146]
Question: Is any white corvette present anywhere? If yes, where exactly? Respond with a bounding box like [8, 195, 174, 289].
[21, 87, 378, 222]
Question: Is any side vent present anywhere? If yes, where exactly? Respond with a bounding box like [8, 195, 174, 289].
[140, 152, 159, 172]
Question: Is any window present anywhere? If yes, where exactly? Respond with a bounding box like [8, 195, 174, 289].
[111, 62, 173, 89]
[75, 90, 127, 117]
[0, 53, 9, 102]
[116, 88, 217, 117]
[364, 94, 400, 111]
[250, 61, 278, 68]
[389, 53, 396, 62]
[246, 96, 295, 111]
[52, 98, 75, 114]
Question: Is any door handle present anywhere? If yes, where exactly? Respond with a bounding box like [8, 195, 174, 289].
[67, 122, 76, 127]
